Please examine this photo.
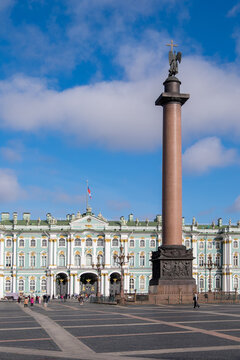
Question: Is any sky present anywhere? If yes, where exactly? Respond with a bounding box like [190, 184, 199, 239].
[0, 0, 240, 224]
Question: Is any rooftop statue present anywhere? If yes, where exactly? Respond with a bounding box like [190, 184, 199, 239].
[166, 40, 182, 76]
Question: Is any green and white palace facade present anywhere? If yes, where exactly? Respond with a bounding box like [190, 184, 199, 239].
[0, 208, 240, 298]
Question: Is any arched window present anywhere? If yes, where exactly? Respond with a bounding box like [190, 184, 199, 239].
[41, 254, 47, 267]
[216, 277, 221, 289]
[75, 238, 81, 246]
[41, 279, 47, 292]
[150, 239, 155, 247]
[30, 279, 36, 291]
[207, 255, 212, 266]
[199, 256, 204, 267]
[112, 238, 118, 246]
[129, 239, 134, 247]
[6, 239, 11, 247]
[140, 240, 145, 247]
[185, 240, 190, 248]
[18, 279, 24, 292]
[97, 238, 103, 246]
[112, 253, 118, 266]
[215, 241, 220, 250]
[19, 254, 24, 267]
[140, 277, 145, 290]
[59, 238, 65, 247]
[129, 278, 134, 291]
[5, 279, 11, 292]
[140, 253, 145, 267]
[74, 254, 81, 266]
[5, 254, 11, 267]
[86, 238, 92, 247]
[30, 239, 36, 247]
[199, 241, 204, 250]
[59, 254, 65, 267]
[215, 254, 221, 267]
[233, 254, 238, 267]
[30, 255, 36, 267]
[97, 254, 103, 265]
[200, 278, 204, 289]
[86, 254, 92, 266]
[208, 241, 213, 250]
[234, 277, 238, 290]
[19, 239, 24, 247]
[233, 240, 238, 249]
[42, 239, 47, 247]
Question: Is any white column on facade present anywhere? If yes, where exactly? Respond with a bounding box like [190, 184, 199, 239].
[0, 275, 4, 298]
[222, 235, 230, 292]
[46, 274, 51, 295]
[101, 273, 104, 295]
[74, 274, 79, 295]
[71, 235, 74, 268]
[67, 236, 71, 268]
[192, 235, 198, 285]
[93, 238, 97, 265]
[13, 235, 17, 268]
[105, 236, 111, 267]
[228, 236, 232, 292]
[0, 237, 4, 268]
[125, 271, 129, 293]
[48, 238, 52, 267]
[105, 273, 109, 296]
[50, 274, 54, 297]
[81, 239, 86, 266]
[70, 273, 74, 295]
[53, 239, 57, 267]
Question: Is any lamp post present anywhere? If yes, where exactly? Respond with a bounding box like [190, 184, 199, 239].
[92, 255, 105, 298]
[204, 256, 217, 292]
[113, 245, 130, 304]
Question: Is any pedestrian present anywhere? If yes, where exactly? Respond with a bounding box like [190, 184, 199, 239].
[30, 296, 34, 307]
[38, 296, 41, 305]
[78, 295, 83, 305]
[24, 297, 29, 307]
[193, 293, 200, 308]
[17, 296, 21, 303]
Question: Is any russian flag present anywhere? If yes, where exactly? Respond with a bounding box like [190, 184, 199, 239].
[88, 186, 92, 198]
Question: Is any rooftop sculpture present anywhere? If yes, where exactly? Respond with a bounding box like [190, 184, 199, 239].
[166, 40, 182, 76]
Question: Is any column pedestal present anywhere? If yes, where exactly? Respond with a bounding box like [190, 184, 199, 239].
[149, 245, 196, 304]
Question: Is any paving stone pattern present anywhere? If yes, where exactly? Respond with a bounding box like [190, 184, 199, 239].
[0, 301, 239, 359]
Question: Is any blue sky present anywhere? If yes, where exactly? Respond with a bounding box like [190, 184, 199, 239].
[0, 0, 240, 224]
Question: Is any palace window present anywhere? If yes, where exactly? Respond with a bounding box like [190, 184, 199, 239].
[140, 240, 145, 247]
[216, 277, 221, 289]
[207, 241, 213, 250]
[140, 254, 145, 267]
[129, 239, 134, 247]
[42, 239, 47, 247]
[30, 255, 36, 267]
[18, 279, 24, 292]
[97, 238, 103, 246]
[5, 255, 11, 267]
[59, 254, 65, 267]
[86, 238, 92, 247]
[19, 255, 24, 267]
[41, 279, 47, 292]
[41, 254, 47, 267]
[199, 241, 204, 250]
[30, 279, 36, 291]
[74, 254, 81, 266]
[6, 239, 11, 247]
[150, 239, 156, 247]
[199, 256, 204, 267]
[215, 241, 220, 250]
[140, 277, 145, 290]
[185, 240, 190, 248]
[112, 254, 118, 266]
[215, 254, 221, 267]
[19, 239, 24, 247]
[129, 278, 134, 291]
[233, 254, 238, 267]
[86, 254, 92, 266]
[5, 279, 11, 292]
[233, 240, 238, 249]
[59, 238, 65, 247]
[30, 239, 36, 247]
[75, 238, 81, 246]
[112, 239, 118, 246]
[234, 277, 238, 290]
[200, 278, 204, 289]
[129, 255, 134, 267]
[98, 255, 103, 265]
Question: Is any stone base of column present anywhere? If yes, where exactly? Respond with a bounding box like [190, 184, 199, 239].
[149, 245, 196, 304]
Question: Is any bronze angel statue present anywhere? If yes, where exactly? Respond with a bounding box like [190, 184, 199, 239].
[168, 50, 181, 76]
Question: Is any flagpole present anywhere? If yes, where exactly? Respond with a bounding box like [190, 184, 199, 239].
[86, 179, 88, 211]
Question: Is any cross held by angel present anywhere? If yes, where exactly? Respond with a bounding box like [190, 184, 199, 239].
[166, 40, 182, 76]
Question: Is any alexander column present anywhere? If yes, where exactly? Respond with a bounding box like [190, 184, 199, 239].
[149, 41, 196, 304]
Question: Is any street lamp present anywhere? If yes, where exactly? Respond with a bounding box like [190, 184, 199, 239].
[204, 256, 217, 292]
[92, 255, 105, 298]
[113, 245, 130, 304]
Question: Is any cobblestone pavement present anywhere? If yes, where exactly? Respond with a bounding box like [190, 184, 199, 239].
[0, 301, 239, 359]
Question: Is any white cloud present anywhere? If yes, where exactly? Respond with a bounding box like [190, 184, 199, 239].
[182, 137, 238, 174]
[227, 195, 240, 213]
[227, 3, 240, 17]
[0, 169, 24, 202]
[0, 146, 22, 162]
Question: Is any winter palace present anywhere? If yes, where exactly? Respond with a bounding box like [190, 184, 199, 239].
[0, 207, 239, 298]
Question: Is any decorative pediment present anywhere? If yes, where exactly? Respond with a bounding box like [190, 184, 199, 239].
[70, 214, 108, 230]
